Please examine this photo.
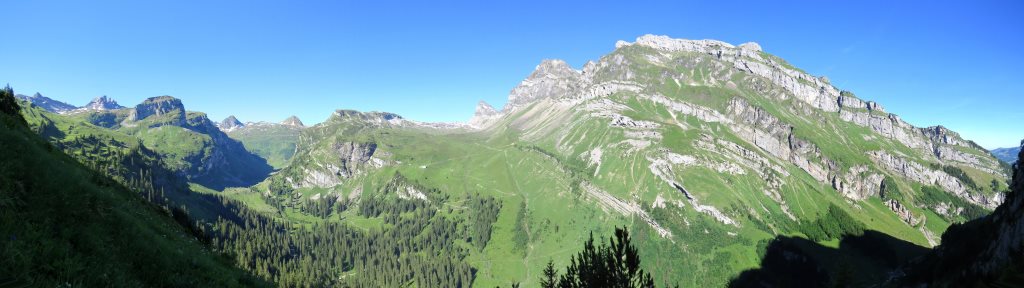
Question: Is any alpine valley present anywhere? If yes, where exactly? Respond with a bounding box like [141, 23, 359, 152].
[2, 35, 1021, 287]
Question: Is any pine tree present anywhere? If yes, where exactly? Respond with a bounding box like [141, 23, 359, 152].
[540, 261, 558, 288]
[546, 227, 658, 288]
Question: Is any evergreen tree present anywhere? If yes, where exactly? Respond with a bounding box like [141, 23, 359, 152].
[0, 85, 25, 125]
[544, 227, 658, 288]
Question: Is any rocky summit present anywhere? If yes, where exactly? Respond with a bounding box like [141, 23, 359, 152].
[125, 96, 186, 124]
[219, 115, 245, 131]
[82, 95, 124, 111]
[281, 115, 305, 127]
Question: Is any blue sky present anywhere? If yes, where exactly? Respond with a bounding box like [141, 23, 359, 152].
[2, 1, 1021, 148]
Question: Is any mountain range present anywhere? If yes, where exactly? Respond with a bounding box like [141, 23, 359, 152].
[2, 35, 1020, 287]
[992, 146, 1022, 164]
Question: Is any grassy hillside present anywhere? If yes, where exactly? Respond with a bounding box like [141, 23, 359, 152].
[61, 95, 273, 190]
[0, 87, 265, 287]
[242, 37, 1010, 287]
[227, 123, 302, 169]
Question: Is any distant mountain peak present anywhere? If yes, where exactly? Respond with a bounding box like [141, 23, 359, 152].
[219, 115, 245, 131]
[82, 95, 124, 111]
[14, 92, 77, 114]
[468, 100, 500, 128]
[330, 109, 404, 125]
[281, 115, 305, 127]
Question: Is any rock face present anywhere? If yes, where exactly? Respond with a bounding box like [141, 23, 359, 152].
[885, 199, 923, 226]
[82, 95, 124, 111]
[279, 109, 404, 189]
[15, 93, 77, 114]
[218, 115, 244, 131]
[738, 42, 762, 52]
[281, 115, 305, 127]
[125, 96, 186, 125]
[504, 59, 582, 112]
[462, 34, 1006, 234]
[868, 150, 1000, 209]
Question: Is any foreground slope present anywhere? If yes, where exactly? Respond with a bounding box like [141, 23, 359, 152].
[0, 87, 264, 287]
[256, 35, 1009, 286]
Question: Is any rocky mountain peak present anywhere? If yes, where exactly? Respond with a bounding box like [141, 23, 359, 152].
[219, 115, 245, 131]
[624, 34, 736, 52]
[474, 101, 498, 117]
[468, 100, 500, 128]
[83, 95, 124, 111]
[738, 42, 762, 52]
[504, 59, 583, 112]
[531, 59, 579, 79]
[281, 115, 305, 127]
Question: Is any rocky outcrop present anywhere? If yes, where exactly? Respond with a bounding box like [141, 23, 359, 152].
[738, 42, 762, 52]
[832, 165, 886, 200]
[839, 104, 1004, 174]
[297, 141, 383, 188]
[868, 150, 1000, 209]
[281, 115, 305, 127]
[218, 115, 244, 131]
[725, 97, 833, 183]
[885, 199, 923, 226]
[504, 59, 582, 112]
[125, 96, 186, 125]
[468, 101, 500, 128]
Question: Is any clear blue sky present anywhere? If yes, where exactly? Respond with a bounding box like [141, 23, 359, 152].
[2, 1, 1021, 148]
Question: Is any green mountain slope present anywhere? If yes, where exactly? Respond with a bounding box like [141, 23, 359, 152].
[3, 35, 1013, 287]
[67, 96, 273, 190]
[0, 86, 265, 287]
[246, 35, 1009, 286]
